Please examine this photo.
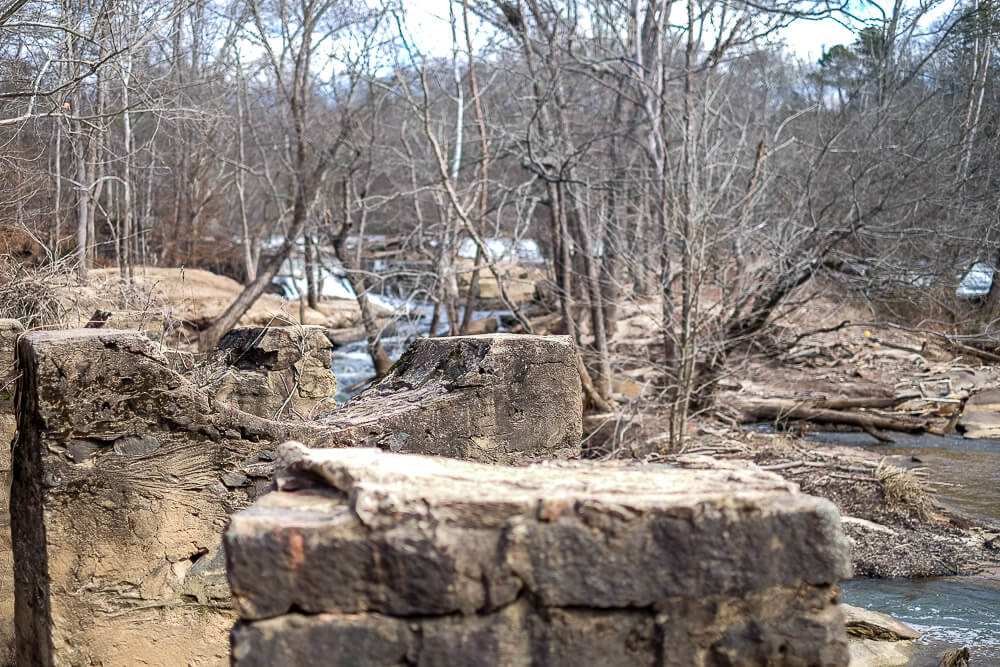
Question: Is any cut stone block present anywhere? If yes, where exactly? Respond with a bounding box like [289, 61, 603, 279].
[11, 329, 580, 666]
[321, 333, 582, 460]
[212, 325, 338, 420]
[226, 442, 853, 666]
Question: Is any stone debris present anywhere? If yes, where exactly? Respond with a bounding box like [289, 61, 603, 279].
[225, 442, 853, 666]
[10, 329, 581, 665]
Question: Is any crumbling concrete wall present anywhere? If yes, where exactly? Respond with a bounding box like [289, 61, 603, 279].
[212, 326, 337, 420]
[0, 318, 23, 663]
[321, 333, 582, 460]
[227, 442, 853, 666]
[11, 329, 580, 666]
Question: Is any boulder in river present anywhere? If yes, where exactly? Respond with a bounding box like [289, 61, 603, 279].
[842, 602, 921, 667]
[843, 603, 921, 641]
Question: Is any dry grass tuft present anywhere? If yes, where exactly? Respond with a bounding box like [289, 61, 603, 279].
[0, 254, 75, 328]
[875, 458, 933, 519]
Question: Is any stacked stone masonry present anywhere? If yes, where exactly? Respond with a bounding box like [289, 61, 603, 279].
[11, 329, 580, 666]
[226, 442, 853, 667]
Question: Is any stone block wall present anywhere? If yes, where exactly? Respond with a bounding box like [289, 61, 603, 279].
[10, 329, 580, 665]
[226, 442, 853, 667]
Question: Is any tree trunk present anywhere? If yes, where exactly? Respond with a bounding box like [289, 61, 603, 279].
[459, 0, 488, 336]
[199, 171, 314, 351]
[304, 232, 318, 309]
[735, 397, 927, 434]
[567, 197, 612, 398]
[121, 51, 134, 284]
[335, 178, 392, 376]
[72, 86, 89, 282]
[459, 247, 481, 335]
[235, 52, 256, 283]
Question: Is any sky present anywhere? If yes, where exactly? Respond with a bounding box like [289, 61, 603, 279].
[403, 0, 863, 64]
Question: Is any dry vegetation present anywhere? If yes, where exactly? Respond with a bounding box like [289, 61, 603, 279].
[876, 459, 934, 520]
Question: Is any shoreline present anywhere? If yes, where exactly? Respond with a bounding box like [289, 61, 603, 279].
[658, 426, 999, 578]
[664, 427, 1000, 663]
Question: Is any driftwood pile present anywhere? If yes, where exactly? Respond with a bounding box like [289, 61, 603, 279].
[723, 331, 1000, 441]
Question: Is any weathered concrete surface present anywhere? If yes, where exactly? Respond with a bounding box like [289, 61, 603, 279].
[226, 442, 853, 666]
[213, 326, 337, 420]
[320, 333, 582, 460]
[0, 318, 23, 664]
[11, 329, 580, 666]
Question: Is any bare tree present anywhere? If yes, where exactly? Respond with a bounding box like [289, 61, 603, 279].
[199, 0, 383, 351]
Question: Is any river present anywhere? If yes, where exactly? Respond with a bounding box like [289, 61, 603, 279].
[841, 577, 1000, 664]
[806, 431, 1000, 663]
[804, 431, 1000, 524]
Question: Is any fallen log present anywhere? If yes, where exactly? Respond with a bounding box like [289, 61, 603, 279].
[948, 340, 1000, 364]
[734, 398, 928, 434]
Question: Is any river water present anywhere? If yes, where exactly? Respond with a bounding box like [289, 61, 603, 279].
[805, 431, 1000, 663]
[840, 578, 1000, 664]
[804, 431, 1000, 523]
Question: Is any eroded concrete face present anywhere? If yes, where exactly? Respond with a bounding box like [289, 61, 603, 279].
[0, 318, 23, 664]
[10, 329, 581, 666]
[226, 443, 853, 667]
[320, 333, 582, 460]
[212, 326, 338, 420]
